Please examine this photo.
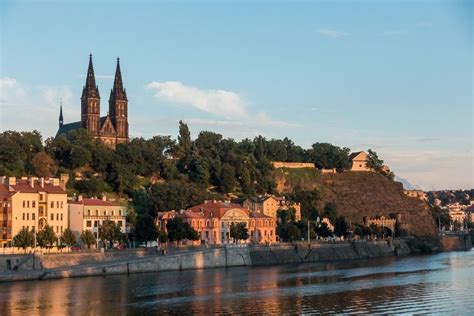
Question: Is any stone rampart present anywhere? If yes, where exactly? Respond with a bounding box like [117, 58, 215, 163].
[272, 162, 316, 169]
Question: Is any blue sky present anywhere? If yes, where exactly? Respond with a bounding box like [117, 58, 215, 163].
[0, 0, 472, 190]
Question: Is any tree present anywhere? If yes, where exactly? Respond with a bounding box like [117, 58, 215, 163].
[12, 228, 35, 251]
[290, 187, 321, 220]
[430, 205, 450, 230]
[367, 149, 384, 172]
[36, 225, 57, 250]
[31, 152, 57, 177]
[323, 202, 338, 224]
[277, 223, 301, 242]
[135, 215, 159, 244]
[176, 120, 192, 173]
[219, 163, 236, 193]
[80, 230, 96, 249]
[316, 222, 332, 238]
[166, 217, 199, 244]
[99, 220, 124, 248]
[334, 216, 349, 237]
[61, 228, 77, 249]
[308, 143, 351, 170]
[230, 222, 249, 243]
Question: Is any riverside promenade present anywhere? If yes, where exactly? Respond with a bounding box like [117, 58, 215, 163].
[0, 239, 416, 283]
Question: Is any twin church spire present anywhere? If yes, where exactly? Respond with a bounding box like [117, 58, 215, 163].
[58, 54, 129, 149]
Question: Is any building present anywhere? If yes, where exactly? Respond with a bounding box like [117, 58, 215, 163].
[68, 196, 127, 240]
[56, 55, 129, 149]
[157, 200, 277, 245]
[242, 196, 301, 221]
[348, 151, 371, 171]
[404, 190, 426, 200]
[0, 177, 68, 246]
[0, 184, 13, 248]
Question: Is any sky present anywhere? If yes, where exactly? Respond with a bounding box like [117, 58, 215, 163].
[0, 0, 472, 190]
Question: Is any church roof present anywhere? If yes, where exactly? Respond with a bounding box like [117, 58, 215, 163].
[56, 121, 81, 137]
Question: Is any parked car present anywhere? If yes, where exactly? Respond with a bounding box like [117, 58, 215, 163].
[70, 246, 82, 252]
[114, 244, 126, 250]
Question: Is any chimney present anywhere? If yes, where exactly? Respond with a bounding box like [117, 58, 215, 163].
[40, 178, 45, 188]
[102, 195, 106, 201]
[78, 195, 83, 202]
[7, 177, 16, 186]
[29, 178, 34, 188]
[0, 176, 5, 185]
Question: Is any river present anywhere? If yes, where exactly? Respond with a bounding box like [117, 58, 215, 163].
[1, 250, 473, 315]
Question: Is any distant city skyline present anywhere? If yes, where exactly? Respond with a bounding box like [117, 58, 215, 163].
[0, 0, 472, 190]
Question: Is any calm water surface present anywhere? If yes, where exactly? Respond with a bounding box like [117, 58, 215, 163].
[1, 250, 473, 315]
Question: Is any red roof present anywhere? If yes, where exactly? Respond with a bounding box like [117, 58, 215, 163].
[188, 201, 249, 219]
[69, 198, 120, 207]
[0, 184, 11, 200]
[10, 180, 65, 194]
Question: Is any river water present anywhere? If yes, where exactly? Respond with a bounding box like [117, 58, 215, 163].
[1, 250, 473, 315]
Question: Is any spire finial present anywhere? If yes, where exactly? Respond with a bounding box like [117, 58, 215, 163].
[59, 99, 64, 127]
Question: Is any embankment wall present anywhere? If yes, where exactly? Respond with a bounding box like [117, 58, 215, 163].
[440, 234, 472, 251]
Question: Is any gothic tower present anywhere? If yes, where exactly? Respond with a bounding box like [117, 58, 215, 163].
[59, 100, 63, 127]
[81, 54, 100, 136]
[108, 57, 128, 144]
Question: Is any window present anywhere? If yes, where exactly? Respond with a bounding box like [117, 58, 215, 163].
[27, 201, 30, 208]
[119, 210, 122, 216]
[103, 211, 106, 216]
[32, 201, 36, 208]
[112, 210, 114, 216]
[205, 231, 209, 238]
[95, 210, 98, 216]
[60, 213, 63, 221]
[51, 201, 54, 208]
[39, 194, 44, 201]
[23, 201, 26, 208]
[60, 201, 63, 208]
[87, 209, 91, 216]
[56, 214, 59, 221]
[27, 213, 29, 220]
[32, 213, 35, 220]
[50, 213, 54, 221]
[61, 226, 63, 233]
[86, 221, 91, 227]
[94, 221, 98, 227]
[22, 213, 25, 220]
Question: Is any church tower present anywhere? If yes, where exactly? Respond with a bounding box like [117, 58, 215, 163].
[59, 100, 63, 127]
[81, 54, 100, 136]
[108, 57, 128, 144]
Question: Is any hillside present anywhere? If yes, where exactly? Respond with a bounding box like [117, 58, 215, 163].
[274, 168, 438, 238]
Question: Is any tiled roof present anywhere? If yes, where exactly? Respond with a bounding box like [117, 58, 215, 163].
[10, 180, 65, 194]
[56, 121, 81, 137]
[0, 184, 11, 200]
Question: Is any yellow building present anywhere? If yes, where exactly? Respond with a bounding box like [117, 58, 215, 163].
[243, 196, 301, 221]
[68, 196, 127, 239]
[0, 177, 68, 245]
[348, 151, 371, 171]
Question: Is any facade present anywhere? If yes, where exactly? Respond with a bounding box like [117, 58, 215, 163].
[404, 190, 426, 200]
[364, 215, 397, 234]
[0, 184, 12, 247]
[68, 197, 127, 239]
[243, 196, 301, 221]
[348, 151, 371, 171]
[157, 201, 277, 245]
[56, 55, 129, 149]
[0, 177, 68, 246]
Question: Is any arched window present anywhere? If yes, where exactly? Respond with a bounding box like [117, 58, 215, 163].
[87, 209, 91, 216]
[207, 220, 210, 228]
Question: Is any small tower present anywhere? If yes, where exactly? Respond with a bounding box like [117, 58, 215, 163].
[59, 99, 64, 128]
[109, 57, 129, 144]
[81, 54, 101, 136]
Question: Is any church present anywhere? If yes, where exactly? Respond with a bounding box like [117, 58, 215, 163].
[56, 55, 129, 149]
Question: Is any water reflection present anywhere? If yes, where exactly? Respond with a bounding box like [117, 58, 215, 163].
[1, 250, 473, 314]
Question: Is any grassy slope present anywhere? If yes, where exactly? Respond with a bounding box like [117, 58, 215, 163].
[274, 169, 438, 238]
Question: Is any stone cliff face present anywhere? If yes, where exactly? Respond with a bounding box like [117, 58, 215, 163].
[275, 170, 438, 238]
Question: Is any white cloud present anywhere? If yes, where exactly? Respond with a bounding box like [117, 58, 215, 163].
[318, 28, 350, 38]
[147, 81, 248, 119]
[146, 80, 298, 129]
[0, 77, 76, 138]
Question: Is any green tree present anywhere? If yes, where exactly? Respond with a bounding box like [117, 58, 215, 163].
[230, 222, 249, 243]
[135, 215, 159, 243]
[99, 220, 124, 248]
[367, 149, 384, 172]
[60, 228, 77, 249]
[80, 229, 96, 249]
[12, 228, 35, 251]
[323, 202, 338, 224]
[166, 217, 199, 244]
[316, 222, 332, 238]
[430, 205, 450, 230]
[308, 142, 351, 170]
[177, 120, 192, 173]
[36, 225, 57, 250]
[219, 163, 236, 193]
[334, 216, 349, 237]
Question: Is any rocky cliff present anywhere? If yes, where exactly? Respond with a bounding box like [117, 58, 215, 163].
[274, 169, 438, 238]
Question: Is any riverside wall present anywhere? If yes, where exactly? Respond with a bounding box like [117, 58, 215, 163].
[0, 240, 411, 283]
[440, 234, 472, 251]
